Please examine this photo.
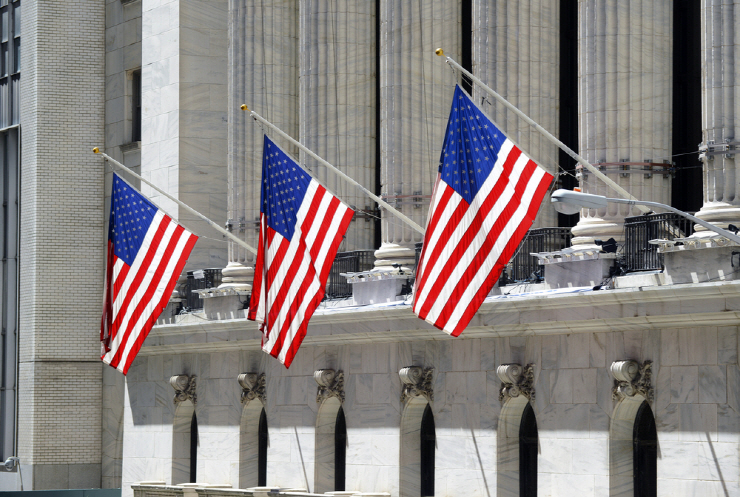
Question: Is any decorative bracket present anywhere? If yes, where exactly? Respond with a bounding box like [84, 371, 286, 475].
[497, 363, 535, 403]
[170, 374, 197, 405]
[610, 360, 653, 401]
[237, 372, 266, 405]
[399, 366, 434, 403]
[314, 369, 345, 404]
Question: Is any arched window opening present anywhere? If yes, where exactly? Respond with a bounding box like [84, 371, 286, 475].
[420, 404, 435, 497]
[519, 403, 538, 497]
[334, 407, 346, 491]
[258, 408, 268, 487]
[189, 412, 198, 483]
[633, 401, 657, 497]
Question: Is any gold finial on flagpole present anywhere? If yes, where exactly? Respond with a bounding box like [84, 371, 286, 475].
[240, 104, 248, 111]
[92, 147, 100, 154]
[435, 48, 444, 57]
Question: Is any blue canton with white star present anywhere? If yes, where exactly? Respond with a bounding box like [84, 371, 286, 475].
[108, 173, 158, 266]
[260, 135, 312, 240]
[439, 85, 508, 204]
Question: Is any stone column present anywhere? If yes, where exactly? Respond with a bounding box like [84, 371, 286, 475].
[222, 0, 299, 289]
[572, 0, 673, 245]
[140, 0, 229, 270]
[472, 0, 560, 229]
[376, 0, 460, 269]
[300, 0, 377, 252]
[694, 0, 740, 231]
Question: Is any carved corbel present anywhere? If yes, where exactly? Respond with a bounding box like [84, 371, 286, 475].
[399, 366, 434, 403]
[170, 374, 197, 405]
[237, 372, 266, 405]
[497, 363, 535, 403]
[610, 360, 653, 401]
[314, 369, 345, 404]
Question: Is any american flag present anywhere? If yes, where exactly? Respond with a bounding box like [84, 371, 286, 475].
[413, 85, 553, 336]
[249, 135, 354, 367]
[101, 174, 198, 374]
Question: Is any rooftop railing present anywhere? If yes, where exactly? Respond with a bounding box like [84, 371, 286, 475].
[324, 249, 376, 299]
[623, 213, 694, 272]
[499, 227, 573, 284]
[184, 269, 223, 310]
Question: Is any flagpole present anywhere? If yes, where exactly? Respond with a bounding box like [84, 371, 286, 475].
[435, 48, 651, 215]
[241, 105, 426, 235]
[92, 147, 258, 255]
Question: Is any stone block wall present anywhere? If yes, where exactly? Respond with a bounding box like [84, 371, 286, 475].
[118, 326, 740, 497]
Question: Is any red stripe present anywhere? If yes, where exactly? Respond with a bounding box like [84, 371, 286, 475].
[264, 237, 308, 337]
[307, 195, 340, 262]
[431, 159, 540, 333]
[449, 169, 553, 336]
[265, 235, 290, 293]
[266, 258, 320, 365]
[120, 232, 198, 374]
[109, 223, 187, 369]
[279, 288, 325, 368]
[415, 180, 452, 283]
[416, 147, 523, 319]
[100, 242, 116, 355]
[110, 215, 173, 335]
[318, 207, 354, 284]
[248, 215, 266, 321]
[414, 185, 467, 302]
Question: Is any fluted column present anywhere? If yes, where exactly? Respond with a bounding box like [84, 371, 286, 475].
[300, 0, 377, 252]
[695, 0, 740, 231]
[573, 0, 673, 246]
[223, 0, 299, 289]
[473, 0, 560, 229]
[377, 0, 460, 268]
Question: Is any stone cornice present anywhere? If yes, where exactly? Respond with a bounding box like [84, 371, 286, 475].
[138, 280, 740, 356]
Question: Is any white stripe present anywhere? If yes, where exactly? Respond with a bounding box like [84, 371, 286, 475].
[441, 167, 548, 331]
[414, 140, 516, 312]
[423, 153, 533, 325]
[112, 258, 125, 288]
[314, 202, 349, 276]
[114, 229, 194, 372]
[110, 211, 166, 323]
[103, 217, 178, 363]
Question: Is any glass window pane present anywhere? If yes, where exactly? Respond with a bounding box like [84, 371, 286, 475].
[1, 43, 7, 77]
[12, 2, 18, 37]
[1, 9, 7, 43]
[12, 38, 17, 73]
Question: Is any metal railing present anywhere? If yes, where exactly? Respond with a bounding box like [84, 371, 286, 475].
[500, 227, 573, 284]
[325, 250, 376, 299]
[184, 268, 223, 310]
[624, 213, 694, 271]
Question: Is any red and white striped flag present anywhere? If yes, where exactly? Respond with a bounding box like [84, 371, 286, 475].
[249, 135, 354, 367]
[413, 85, 553, 336]
[101, 173, 198, 374]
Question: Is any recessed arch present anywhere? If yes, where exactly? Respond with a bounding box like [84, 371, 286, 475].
[519, 403, 538, 497]
[172, 400, 196, 485]
[497, 395, 533, 497]
[240, 400, 268, 488]
[609, 394, 657, 497]
[315, 396, 344, 493]
[399, 396, 433, 497]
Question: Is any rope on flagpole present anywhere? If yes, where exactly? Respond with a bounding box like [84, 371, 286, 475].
[434, 48, 651, 214]
[92, 147, 258, 256]
[241, 105, 426, 235]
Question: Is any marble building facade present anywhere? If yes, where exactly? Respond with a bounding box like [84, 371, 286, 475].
[8, 0, 740, 496]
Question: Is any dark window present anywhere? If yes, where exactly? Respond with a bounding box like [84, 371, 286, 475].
[633, 401, 657, 497]
[420, 404, 435, 497]
[335, 407, 346, 491]
[519, 403, 538, 497]
[132, 69, 141, 142]
[258, 408, 268, 487]
[190, 412, 198, 483]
